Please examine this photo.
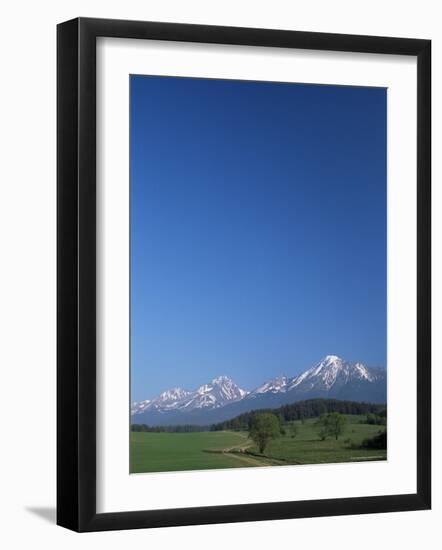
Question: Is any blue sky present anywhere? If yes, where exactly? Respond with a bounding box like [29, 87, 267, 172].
[130, 75, 386, 402]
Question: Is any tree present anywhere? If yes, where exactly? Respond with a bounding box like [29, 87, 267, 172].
[314, 415, 330, 441]
[327, 412, 347, 440]
[314, 413, 347, 441]
[249, 413, 281, 454]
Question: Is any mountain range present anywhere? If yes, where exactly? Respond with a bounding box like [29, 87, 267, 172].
[131, 355, 386, 426]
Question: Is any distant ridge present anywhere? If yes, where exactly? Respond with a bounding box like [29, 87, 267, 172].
[131, 355, 386, 426]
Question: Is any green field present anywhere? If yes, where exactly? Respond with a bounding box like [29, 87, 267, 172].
[130, 415, 386, 474]
[130, 430, 250, 473]
[251, 415, 386, 465]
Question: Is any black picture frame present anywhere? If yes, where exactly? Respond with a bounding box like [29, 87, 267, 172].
[57, 17, 431, 532]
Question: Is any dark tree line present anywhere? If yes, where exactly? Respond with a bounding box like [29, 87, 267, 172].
[131, 424, 211, 433]
[211, 399, 387, 432]
[131, 399, 387, 433]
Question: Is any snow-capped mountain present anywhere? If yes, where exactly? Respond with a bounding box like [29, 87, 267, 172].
[245, 355, 385, 405]
[179, 376, 248, 410]
[243, 355, 384, 402]
[131, 388, 192, 415]
[130, 399, 151, 415]
[131, 376, 247, 416]
[286, 355, 380, 393]
[131, 355, 386, 426]
[247, 376, 289, 398]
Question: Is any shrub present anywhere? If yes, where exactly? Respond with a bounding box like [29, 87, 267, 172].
[361, 429, 387, 450]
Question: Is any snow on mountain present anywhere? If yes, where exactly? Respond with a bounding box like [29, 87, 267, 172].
[245, 355, 380, 399]
[131, 376, 247, 415]
[131, 388, 191, 415]
[179, 376, 248, 410]
[287, 355, 380, 393]
[247, 376, 288, 398]
[150, 388, 192, 410]
[131, 356, 386, 423]
[130, 399, 151, 415]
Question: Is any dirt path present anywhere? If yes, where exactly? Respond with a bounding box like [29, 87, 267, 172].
[221, 439, 269, 467]
[204, 433, 288, 467]
[220, 435, 286, 467]
[222, 436, 254, 454]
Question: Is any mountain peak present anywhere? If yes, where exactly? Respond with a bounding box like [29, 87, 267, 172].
[309, 355, 344, 377]
[211, 375, 232, 384]
[322, 355, 343, 364]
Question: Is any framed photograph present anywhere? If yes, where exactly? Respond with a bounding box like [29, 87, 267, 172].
[57, 17, 431, 532]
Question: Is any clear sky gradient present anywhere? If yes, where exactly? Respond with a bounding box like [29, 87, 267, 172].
[130, 75, 386, 402]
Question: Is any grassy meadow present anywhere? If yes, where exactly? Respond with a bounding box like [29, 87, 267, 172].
[130, 414, 386, 474]
[130, 430, 251, 473]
